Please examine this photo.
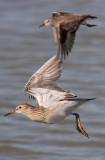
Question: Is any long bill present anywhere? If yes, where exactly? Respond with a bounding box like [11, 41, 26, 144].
[39, 23, 45, 28]
[4, 110, 15, 116]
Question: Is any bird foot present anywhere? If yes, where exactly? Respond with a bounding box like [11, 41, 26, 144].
[72, 113, 89, 138]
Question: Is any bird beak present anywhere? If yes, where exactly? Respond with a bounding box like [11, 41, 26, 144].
[39, 23, 45, 28]
[4, 110, 16, 116]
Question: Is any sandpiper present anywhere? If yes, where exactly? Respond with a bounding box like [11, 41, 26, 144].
[39, 12, 97, 59]
[5, 54, 95, 138]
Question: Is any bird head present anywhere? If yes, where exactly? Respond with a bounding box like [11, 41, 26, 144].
[4, 104, 29, 116]
[39, 18, 54, 27]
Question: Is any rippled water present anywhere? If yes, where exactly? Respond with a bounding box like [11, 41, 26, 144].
[0, 0, 105, 159]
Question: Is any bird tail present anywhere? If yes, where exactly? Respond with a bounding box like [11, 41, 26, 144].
[67, 98, 96, 102]
[82, 98, 96, 101]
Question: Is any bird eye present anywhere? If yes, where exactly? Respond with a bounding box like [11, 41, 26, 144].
[19, 106, 22, 109]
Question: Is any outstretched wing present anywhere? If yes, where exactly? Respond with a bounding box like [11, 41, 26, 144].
[24, 54, 76, 109]
[53, 24, 76, 59]
[59, 25, 76, 59]
[53, 13, 97, 59]
[27, 87, 76, 109]
[24, 54, 62, 91]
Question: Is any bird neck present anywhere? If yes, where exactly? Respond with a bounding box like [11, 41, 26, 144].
[23, 104, 48, 123]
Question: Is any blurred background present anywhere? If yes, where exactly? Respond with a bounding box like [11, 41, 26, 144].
[0, 0, 105, 159]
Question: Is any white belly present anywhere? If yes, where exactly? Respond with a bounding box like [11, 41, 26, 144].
[45, 100, 85, 124]
[45, 107, 72, 124]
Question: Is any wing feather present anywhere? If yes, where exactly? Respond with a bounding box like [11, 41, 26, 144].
[53, 27, 59, 44]
[24, 54, 62, 91]
[24, 54, 77, 109]
[27, 87, 76, 109]
[24, 55, 77, 108]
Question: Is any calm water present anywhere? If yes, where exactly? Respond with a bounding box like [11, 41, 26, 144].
[0, 0, 105, 159]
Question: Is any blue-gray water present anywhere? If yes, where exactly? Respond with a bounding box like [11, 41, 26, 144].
[0, 0, 105, 160]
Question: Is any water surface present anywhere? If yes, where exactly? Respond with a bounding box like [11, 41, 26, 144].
[0, 0, 105, 160]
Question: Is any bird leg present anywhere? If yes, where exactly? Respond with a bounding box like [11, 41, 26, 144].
[82, 22, 97, 27]
[72, 113, 89, 138]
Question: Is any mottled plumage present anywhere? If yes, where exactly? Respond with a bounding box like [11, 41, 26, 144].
[39, 12, 97, 59]
[5, 54, 95, 138]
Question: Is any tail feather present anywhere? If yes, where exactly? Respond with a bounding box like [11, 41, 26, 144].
[67, 98, 96, 102]
[83, 98, 96, 101]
